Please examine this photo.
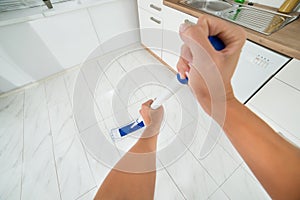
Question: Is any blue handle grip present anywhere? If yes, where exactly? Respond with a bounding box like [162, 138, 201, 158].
[208, 36, 225, 51]
[177, 36, 225, 84]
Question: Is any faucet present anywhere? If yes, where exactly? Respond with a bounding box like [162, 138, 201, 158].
[43, 0, 53, 9]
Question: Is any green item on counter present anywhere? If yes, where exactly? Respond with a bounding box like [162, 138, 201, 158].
[234, 0, 245, 3]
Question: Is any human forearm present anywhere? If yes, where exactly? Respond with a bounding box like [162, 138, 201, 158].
[223, 98, 300, 199]
[95, 126, 159, 200]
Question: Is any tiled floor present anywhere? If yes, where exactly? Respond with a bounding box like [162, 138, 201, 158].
[0, 43, 271, 200]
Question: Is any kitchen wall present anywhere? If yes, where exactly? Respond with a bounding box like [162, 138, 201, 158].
[251, 0, 300, 11]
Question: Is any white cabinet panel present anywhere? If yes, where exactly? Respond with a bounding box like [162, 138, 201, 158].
[88, 0, 139, 53]
[162, 6, 197, 70]
[137, 0, 163, 16]
[247, 78, 300, 146]
[0, 22, 63, 93]
[232, 41, 289, 103]
[29, 9, 99, 68]
[275, 59, 300, 91]
[138, 8, 163, 58]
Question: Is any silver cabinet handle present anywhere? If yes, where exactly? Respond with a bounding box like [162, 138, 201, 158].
[184, 19, 194, 25]
[150, 17, 161, 24]
[150, 4, 162, 11]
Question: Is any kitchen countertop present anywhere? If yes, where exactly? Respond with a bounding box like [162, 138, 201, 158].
[164, 0, 300, 59]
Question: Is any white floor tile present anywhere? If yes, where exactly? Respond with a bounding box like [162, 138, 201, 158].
[0, 92, 24, 200]
[22, 84, 60, 200]
[85, 152, 111, 187]
[199, 143, 239, 185]
[154, 168, 185, 200]
[117, 50, 143, 72]
[81, 60, 103, 93]
[218, 134, 244, 165]
[76, 187, 97, 200]
[80, 122, 121, 170]
[104, 60, 126, 88]
[0, 165, 22, 200]
[163, 150, 218, 199]
[209, 189, 229, 200]
[63, 68, 80, 105]
[71, 72, 102, 132]
[0, 93, 24, 173]
[131, 48, 161, 65]
[222, 165, 271, 200]
[45, 76, 70, 107]
[46, 79, 96, 200]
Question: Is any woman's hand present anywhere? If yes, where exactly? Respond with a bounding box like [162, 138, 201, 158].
[177, 15, 246, 118]
[139, 99, 164, 134]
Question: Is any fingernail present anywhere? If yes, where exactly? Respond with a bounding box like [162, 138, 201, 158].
[179, 23, 189, 33]
[179, 73, 185, 79]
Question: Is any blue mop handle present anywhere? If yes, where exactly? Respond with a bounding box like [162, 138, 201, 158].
[150, 36, 225, 110]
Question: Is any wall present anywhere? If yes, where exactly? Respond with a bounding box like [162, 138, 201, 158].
[251, 0, 300, 11]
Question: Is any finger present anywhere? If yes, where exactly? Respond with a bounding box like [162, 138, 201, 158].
[142, 99, 154, 107]
[177, 57, 190, 79]
[196, 15, 246, 54]
[180, 23, 216, 59]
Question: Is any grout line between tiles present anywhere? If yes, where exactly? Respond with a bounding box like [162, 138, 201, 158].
[158, 158, 187, 200]
[210, 162, 244, 199]
[74, 185, 97, 200]
[62, 69, 99, 189]
[43, 83, 63, 200]
[20, 91, 25, 200]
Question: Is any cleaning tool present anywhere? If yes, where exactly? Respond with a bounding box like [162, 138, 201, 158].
[110, 36, 225, 142]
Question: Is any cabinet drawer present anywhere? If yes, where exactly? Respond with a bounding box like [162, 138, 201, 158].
[138, 8, 163, 58]
[137, 0, 163, 16]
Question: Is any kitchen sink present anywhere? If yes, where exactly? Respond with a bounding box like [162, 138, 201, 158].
[180, 0, 299, 35]
[180, 0, 234, 15]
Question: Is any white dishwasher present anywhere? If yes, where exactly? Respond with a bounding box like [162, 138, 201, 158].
[232, 40, 290, 103]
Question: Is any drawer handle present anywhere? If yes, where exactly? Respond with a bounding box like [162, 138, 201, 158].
[150, 17, 161, 24]
[150, 4, 162, 11]
[184, 19, 193, 25]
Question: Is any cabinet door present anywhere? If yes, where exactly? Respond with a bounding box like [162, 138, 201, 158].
[137, 0, 163, 16]
[29, 9, 99, 68]
[275, 59, 300, 91]
[138, 8, 163, 58]
[88, 0, 140, 53]
[247, 78, 300, 147]
[232, 41, 289, 103]
[162, 6, 197, 70]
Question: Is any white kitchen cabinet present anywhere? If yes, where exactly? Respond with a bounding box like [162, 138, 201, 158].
[162, 6, 197, 70]
[246, 78, 300, 147]
[232, 40, 290, 103]
[0, 8, 99, 93]
[275, 59, 300, 91]
[138, 7, 163, 58]
[29, 9, 99, 68]
[138, 0, 164, 16]
[88, 0, 140, 53]
[0, 21, 64, 92]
